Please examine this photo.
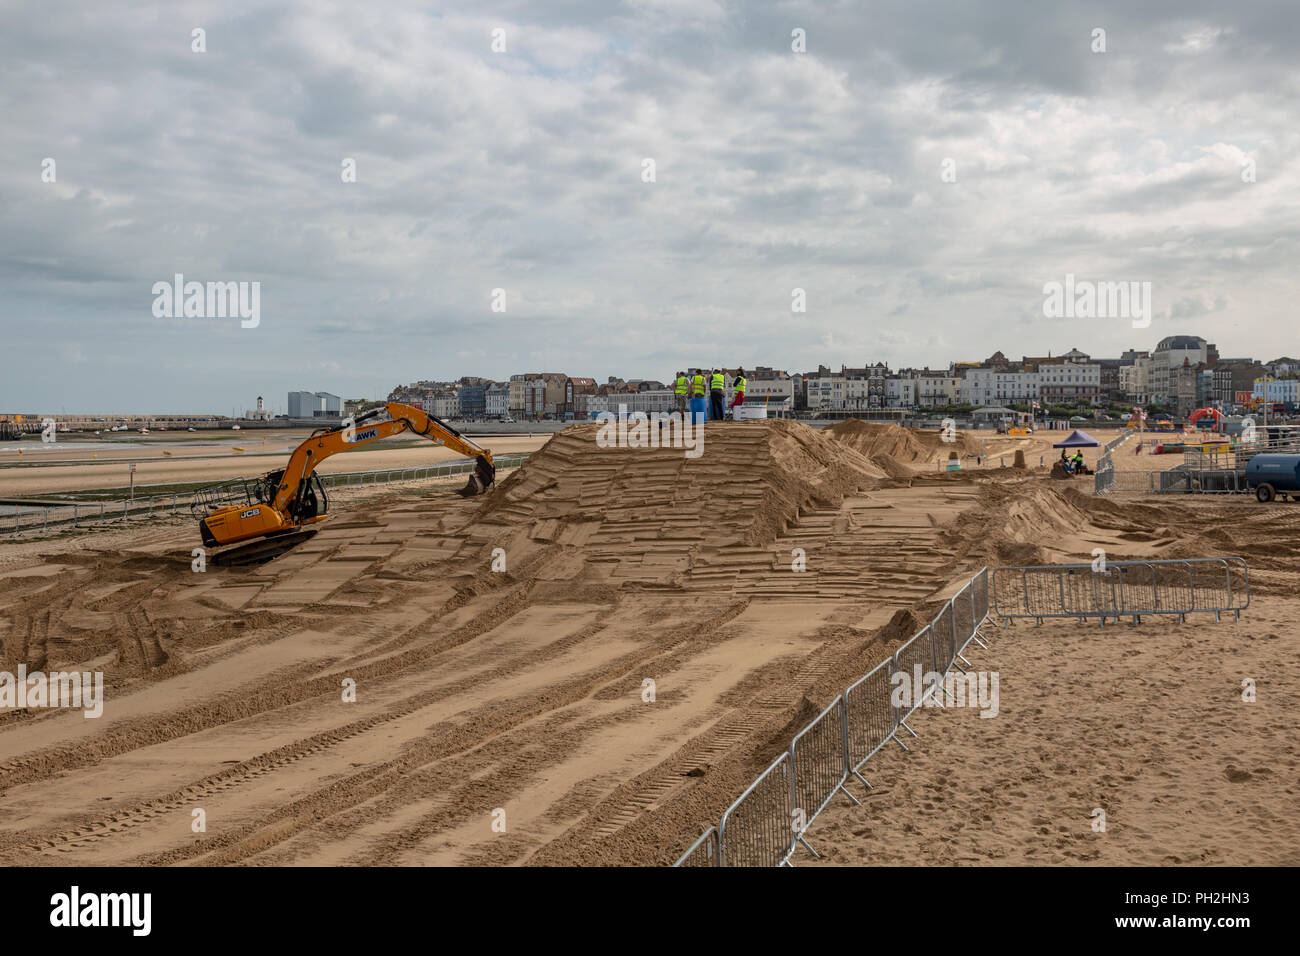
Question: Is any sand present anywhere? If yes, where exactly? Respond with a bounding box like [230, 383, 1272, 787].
[0, 418, 1294, 867]
[0, 435, 550, 497]
[802, 594, 1300, 865]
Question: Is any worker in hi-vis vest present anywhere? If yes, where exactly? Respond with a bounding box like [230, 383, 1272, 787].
[730, 368, 747, 413]
[709, 368, 726, 421]
[688, 369, 708, 426]
[674, 372, 689, 412]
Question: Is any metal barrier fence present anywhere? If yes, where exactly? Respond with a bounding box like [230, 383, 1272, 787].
[932, 600, 957, 676]
[892, 624, 938, 734]
[1103, 432, 1133, 454]
[318, 454, 530, 491]
[675, 827, 719, 867]
[844, 659, 895, 788]
[5, 494, 185, 536]
[3, 454, 532, 538]
[675, 567, 991, 867]
[1093, 432, 1132, 493]
[991, 557, 1250, 624]
[789, 697, 858, 856]
[718, 754, 797, 867]
[1094, 454, 1115, 494]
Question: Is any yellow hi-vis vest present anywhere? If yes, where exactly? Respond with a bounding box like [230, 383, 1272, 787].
[711, 372, 724, 390]
[675, 375, 689, 396]
[692, 374, 706, 396]
[734, 375, 747, 393]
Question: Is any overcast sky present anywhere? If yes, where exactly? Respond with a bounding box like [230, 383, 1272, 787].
[2, 1, 1297, 413]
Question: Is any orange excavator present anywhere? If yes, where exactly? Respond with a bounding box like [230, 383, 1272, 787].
[193, 402, 494, 565]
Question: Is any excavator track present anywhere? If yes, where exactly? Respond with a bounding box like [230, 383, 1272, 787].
[212, 529, 319, 568]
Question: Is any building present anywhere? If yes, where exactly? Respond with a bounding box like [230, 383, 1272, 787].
[287, 390, 318, 417]
[509, 372, 568, 417]
[508, 375, 529, 415]
[1036, 358, 1100, 406]
[744, 369, 795, 408]
[802, 366, 846, 410]
[485, 383, 510, 418]
[905, 369, 961, 407]
[600, 390, 676, 415]
[1119, 351, 1151, 405]
[457, 384, 486, 419]
[315, 392, 341, 415]
[886, 376, 918, 408]
[421, 390, 459, 419]
[960, 365, 1039, 407]
[1149, 336, 1211, 405]
[1253, 378, 1300, 407]
[1174, 358, 1200, 419]
[565, 377, 597, 418]
[1212, 360, 1264, 407]
[1096, 358, 1124, 404]
[247, 396, 274, 421]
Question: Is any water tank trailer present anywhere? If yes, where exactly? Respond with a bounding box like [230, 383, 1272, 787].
[1245, 453, 1300, 503]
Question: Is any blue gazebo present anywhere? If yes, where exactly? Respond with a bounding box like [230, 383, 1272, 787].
[1052, 429, 1101, 449]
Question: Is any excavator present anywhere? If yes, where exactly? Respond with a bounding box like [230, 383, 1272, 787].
[192, 402, 495, 565]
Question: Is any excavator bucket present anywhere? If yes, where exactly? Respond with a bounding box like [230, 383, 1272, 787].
[456, 455, 496, 497]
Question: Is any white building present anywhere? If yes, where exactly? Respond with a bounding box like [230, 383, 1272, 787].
[485, 383, 510, 418]
[421, 391, 459, 419]
[744, 376, 795, 408]
[1037, 361, 1100, 405]
[960, 368, 1040, 406]
[908, 372, 961, 407]
[805, 372, 847, 409]
[886, 377, 917, 407]
[247, 396, 274, 421]
[602, 390, 676, 414]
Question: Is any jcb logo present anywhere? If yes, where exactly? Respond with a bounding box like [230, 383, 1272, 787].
[240, 509, 259, 519]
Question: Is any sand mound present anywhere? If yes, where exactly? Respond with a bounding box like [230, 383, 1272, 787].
[826, 420, 982, 469]
[478, 420, 886, 556]
[869, 453, 914, 479]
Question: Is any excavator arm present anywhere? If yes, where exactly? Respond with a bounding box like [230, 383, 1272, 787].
[197, 402, 494, 553]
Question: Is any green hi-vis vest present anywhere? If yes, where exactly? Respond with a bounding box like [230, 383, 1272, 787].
[734, 376, 747, 392]
[675, 376, 689, 396]
[692, 374, 706, 396]
[711, 372, 724, 390]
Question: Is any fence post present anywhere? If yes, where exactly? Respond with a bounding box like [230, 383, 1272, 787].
[73, 503, 78, 529]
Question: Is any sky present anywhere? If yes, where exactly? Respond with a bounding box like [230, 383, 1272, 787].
[2, 0, 1298, 413]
